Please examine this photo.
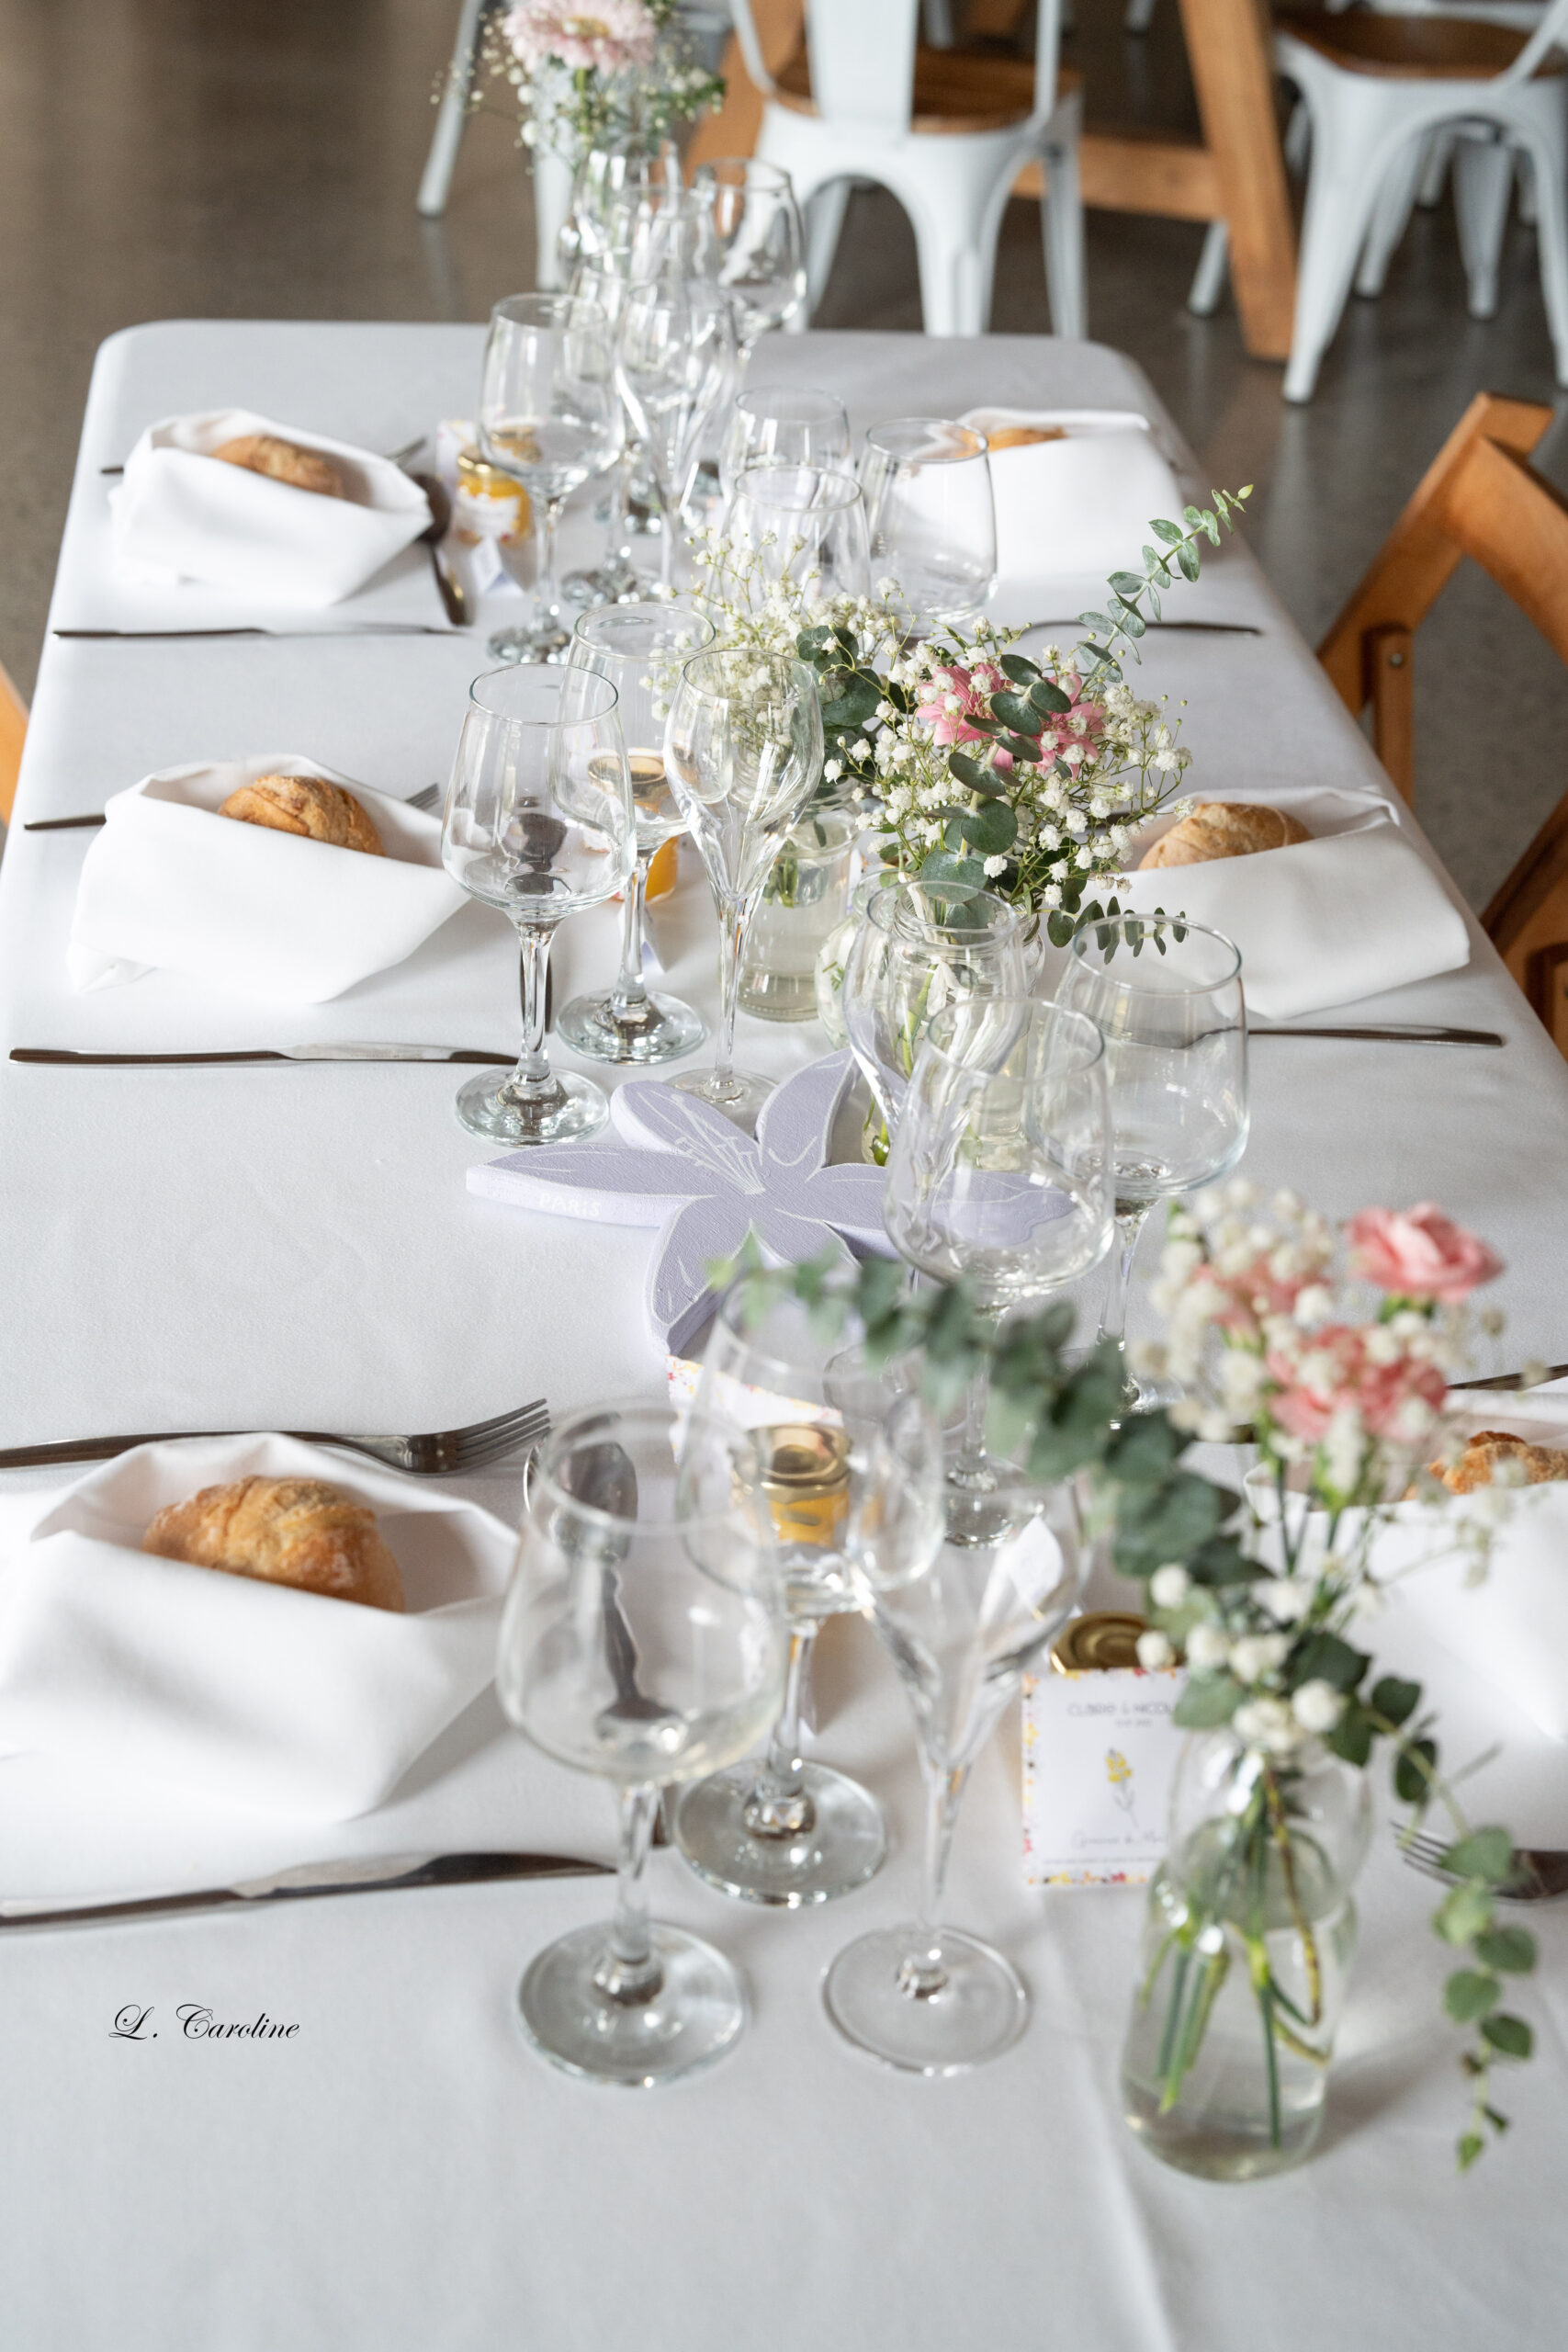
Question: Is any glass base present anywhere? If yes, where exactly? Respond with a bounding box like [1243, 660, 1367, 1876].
[942, 1483, 1030, 1550]
[557, 987, 705, 1067]
[822, 1925, 1029, 2075]
[669, 1064, 775, 1133]
[454, 1064, 608, 1145]
[1122, 2069, 1325, 2179]
[516, 1920, 748, 2087]
[488, 619, 570, 664]
[561, 557, 642, 608]
[675, 1761, 887, 1908]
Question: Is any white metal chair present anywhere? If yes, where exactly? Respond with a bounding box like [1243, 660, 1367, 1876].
[728, 0, 1086, 337]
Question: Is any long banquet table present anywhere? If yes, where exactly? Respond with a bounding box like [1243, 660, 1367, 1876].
[3, 323, 1567, 2351]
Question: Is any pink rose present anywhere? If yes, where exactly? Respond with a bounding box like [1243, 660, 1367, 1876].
[1347, 1204, 1503, 1304]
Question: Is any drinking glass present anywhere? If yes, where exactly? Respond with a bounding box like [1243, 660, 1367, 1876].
[674, 1277, 904, 1905]
[824, 1398, 1089, 2074]
[498, 1401, 788, 2086]
[561, 250, 641, 608]
[557, 600, 714, 1064]
[1057, 914, 1249, 1407]
[441, 665, 634, 1144]
[479, 293, 623, 662]
[563, 141, 680, 269]
[841, 881, 1025, 1158]
[724, 463, 872, 611]
[692, 157, 807, 361]
[860, 418, 998, 637]
[662, 646, 825, 1127]
[884, 998, 1114, 1509]
[615, 277, 738, 594]
[718, 385, 852, 503]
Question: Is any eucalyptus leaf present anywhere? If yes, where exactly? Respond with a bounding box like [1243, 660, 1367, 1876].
[1481, 2013, 1533, 2060]
[1445, 1969, 1500, 2024]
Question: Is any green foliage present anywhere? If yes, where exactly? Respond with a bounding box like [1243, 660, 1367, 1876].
[1173, 1677, 1245, 1729]
[1371, 1675, 1422, 1728]
[1481, 2013, 1532, 2059]
[1474, 1926, 1536, 1974]
[1442, 1827, 1517, 1884]
[1446, 1970, 1501, 2024]
[1286, 1630, 1369, 1694]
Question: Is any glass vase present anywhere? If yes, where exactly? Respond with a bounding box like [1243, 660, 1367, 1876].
[739, 809, 854, 1023]
[1120, 1729, 1371, 2181]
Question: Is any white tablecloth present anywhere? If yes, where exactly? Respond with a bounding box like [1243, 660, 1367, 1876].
[2, 323, 1565, 2351]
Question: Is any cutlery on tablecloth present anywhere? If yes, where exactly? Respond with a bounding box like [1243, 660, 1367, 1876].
[1395, 1831, 1568, 1904]
[0, 1849, 613, 1931]
[1449, 1363, 1568, 1391]
[26, 780, 443, 832]
[0, 1396, 550, 1476]
[1023, 617, 1263, 637]
[412, 469, 469, 628]
[1249, 1024, 1505, 1047]
[11, 1045, 516, 1067]
[52, 624, 460, 640]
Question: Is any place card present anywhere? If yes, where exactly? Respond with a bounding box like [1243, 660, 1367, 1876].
[1022, 1613, 1187, 1887]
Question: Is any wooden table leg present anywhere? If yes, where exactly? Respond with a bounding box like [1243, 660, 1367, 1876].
[1178, 0, 1296, 362]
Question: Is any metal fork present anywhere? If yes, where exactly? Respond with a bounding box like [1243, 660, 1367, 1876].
[1395, 1828, 1568, 1902]
[0, 1397, 549, 1477]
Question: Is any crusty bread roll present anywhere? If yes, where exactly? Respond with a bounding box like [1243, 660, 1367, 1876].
[219, 773, 383, 854]
[143, 1476, 405, 1611]
[986, 424, 1066, 451]
[1140, 802, 1312, 870]
[1432, 1430, 1568, 1496]
[211, 433, 344, 499]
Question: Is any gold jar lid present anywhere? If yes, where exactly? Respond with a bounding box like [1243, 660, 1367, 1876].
[760, 1424, 851, 1495]
[1049, 1611, 1147, 1673]
[588, 749, 667, 797]
[456, 446, 525, 500]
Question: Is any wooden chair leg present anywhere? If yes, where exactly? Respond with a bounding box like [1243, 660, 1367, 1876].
[0, 659, 28, 828]
[1366, 624, 1415, 804]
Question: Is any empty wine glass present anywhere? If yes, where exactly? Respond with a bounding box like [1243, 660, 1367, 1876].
[615, 276, 737, 594]
[441, 665, 634, 1144]
[557, 600, 714, 1065]
[662, 646, 824, 1127]
[724, 462, 871, 610]
[692, 157, 807, 361]
[498, 1401, 788, 2086]
[718, 384, 852, 502]
[479, 293, 624, 662]
[841, 881, 1025, 1159]
[1056, 914, 1250, 1407]
[563, 141, 680, 269]
[860, 418, 997, 637]
[824, 1397, 1089, 2074]
[561, 250, 642, 608]
[884, 998, 1114, 1510]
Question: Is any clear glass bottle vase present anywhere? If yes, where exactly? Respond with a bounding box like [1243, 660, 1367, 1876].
[1120, 1728, 1371, 2181]
[739, 809, 855, 1023]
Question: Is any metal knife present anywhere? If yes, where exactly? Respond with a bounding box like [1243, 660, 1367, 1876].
[1023, 618, 1263, 637]
[1249, 1024, 1505, 1047]
[1450, 1363, 1568, 1392]
[11, 1044, 515, 1067]
[0, 1849, 612, 1931]
[52, 625, 460, 640]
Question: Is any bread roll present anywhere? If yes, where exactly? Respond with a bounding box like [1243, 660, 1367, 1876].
[211, 433, 344, 499]
[143, 1476, 405, 1611]
[219, 773, 383, 854]
[1432, 1430, 1568, 1495]
[1140, 802, 1312, 870]
[986, 424, 1066, 452]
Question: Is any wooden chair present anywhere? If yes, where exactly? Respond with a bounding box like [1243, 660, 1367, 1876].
[0, 658, 27, 830]
[1318, 390, 1568, 1050]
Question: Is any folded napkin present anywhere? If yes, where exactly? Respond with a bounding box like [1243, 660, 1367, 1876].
[109, 409, 433, 607]
[0, 1437, 515, 1817]
[960, 409, 1185, 587]
[68, 755, 467, 1003]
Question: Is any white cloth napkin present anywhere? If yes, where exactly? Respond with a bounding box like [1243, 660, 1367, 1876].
[109, 409, 434, 607]
[67, 755, 467, 1003]
[0, 1436, 515, 1817]
[960, 409, 1186, 587]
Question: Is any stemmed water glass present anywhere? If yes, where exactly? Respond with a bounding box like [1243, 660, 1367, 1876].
[860, 418, 998, 637]
[692, 157, 807, 364]
[479, 293, 623, 662]
[440, 665, 634, 1144]
[1056, 913, 1250, 1406]
[497, 1401, 788, 2086]
[718, 385, 852, 502]
[615, 276, 737, 594]
[662, 646, 824, 1127]
[561, 249, 641, 608]
[562, 142, 680, 269]
[556, 600, 714, 1065]
[824, 1397, 1089, 2075]
[724, 462, 872, 609]
[883, 998, 1115, 1510]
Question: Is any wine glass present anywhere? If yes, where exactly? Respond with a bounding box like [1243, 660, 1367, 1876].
[724, 462, 872, 610]
[884, 998, 1114, 1510]
[563, 141, 680, 269]
[674, 1276, 907, 1906]
[692, 157, 807, 362]
[479, 293, 623, 662]
[1056, 914, 1250, 1407]
[557, 601, 715, 1065]
[561, 250, 642, 609]
[615, 277, 737, 595]
[440, 665, 634, 1144]
[860, 418, 997, 637]
[841, 881, 1026, 1159]
[662, 646, 825, 1128]
[824, 1396, 1089, 2075]
[718, 385, 852, 503]
[498, 1401, 788, 2086]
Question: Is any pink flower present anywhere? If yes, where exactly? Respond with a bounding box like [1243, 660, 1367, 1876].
[505, 1, 657, 75]
[916, 662, 1007, 750]
[1266, 1325, 1447, 1444]
[1347, 1204, 1503, 1304]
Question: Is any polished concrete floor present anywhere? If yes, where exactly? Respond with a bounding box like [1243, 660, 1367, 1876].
[2, 0, 1565, 906]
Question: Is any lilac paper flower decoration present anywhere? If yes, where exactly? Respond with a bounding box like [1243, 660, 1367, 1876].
[466, 1048, 893, 1351]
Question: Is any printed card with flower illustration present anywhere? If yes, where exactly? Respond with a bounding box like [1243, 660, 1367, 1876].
[1022, 1655, 1187, 1887]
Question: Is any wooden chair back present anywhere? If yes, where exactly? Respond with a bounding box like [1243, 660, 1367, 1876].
[0, 659, 27, 828]
[1318, 390, 1568, 1051]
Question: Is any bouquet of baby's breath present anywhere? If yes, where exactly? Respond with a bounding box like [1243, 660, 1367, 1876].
[473, 1, 723, 157]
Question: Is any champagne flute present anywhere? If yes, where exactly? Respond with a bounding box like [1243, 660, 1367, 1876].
[479, 293, 623, 662]
[692, 157, 807, 363]
[1057, 913, 1249, 1407]
[860, 418, 998, 637]
[724, 463, 872, 610]
[498, 1401, 788, 2086]
[615, 277, 737, 595]
[440, 664, 634, 1144]
[561, 250, 641, 608]
[557, 600, 714, 1064]
[718, 384, 852, 502]
[662, 646, 824, 1128]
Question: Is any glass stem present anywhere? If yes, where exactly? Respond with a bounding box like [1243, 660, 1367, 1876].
[655, 467, 676, 594]
[611, 855, 652, 1020]
[949, 1311, 1002, 1488]
[604, 447, 634, 565]
[898, 1756, 968, 1999]
[593, 1781, 662, 2005]
[507, 923, 560, 1102]
[534, 493, 564, 625]
[714, 890, 748, 1091]
[743, 1627, 817, 1839]
[1100, 1204, 1153, 1396]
